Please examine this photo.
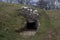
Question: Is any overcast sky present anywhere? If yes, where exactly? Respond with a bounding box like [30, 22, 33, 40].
[33, 0, 39, 2]
[2, 0, 39, 2]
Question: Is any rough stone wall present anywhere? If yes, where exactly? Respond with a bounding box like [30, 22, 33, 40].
[19, 7, 39, 23]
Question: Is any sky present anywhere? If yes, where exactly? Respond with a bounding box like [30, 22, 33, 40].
[2, 0, 39, 2]
[2, 0, 39, 6]
[33, 0, 39, 2]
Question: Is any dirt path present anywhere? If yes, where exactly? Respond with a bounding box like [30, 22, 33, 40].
[20, 31, 37, 38]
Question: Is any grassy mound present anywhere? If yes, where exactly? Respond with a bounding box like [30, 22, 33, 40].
[0, 3, 26, 40]
[0, 3, 60, 40]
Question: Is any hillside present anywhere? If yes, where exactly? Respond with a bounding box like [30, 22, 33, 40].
[0, 3, 60, 40]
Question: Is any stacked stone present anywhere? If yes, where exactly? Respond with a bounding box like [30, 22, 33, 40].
[20, 6, 39, 22]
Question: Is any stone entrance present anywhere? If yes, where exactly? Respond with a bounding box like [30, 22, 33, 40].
[15, 6, 40, 37]
[25, 21, 37, 31]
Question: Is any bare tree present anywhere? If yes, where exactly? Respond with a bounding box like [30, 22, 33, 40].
[6, 0, 13, 3]
[6, 0, 8, 3]
[9, 0, 14, 3]
[17, 0, 24, 4]
[38, 0, 47, 9]
[17, 0, 30, 5]
[25, 0, 30, 5]
[0, 0, 2, 2]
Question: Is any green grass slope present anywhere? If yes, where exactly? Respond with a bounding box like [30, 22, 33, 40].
[0, 3, 60, 40]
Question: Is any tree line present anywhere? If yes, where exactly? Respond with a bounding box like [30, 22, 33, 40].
[0, 0, 50, 10]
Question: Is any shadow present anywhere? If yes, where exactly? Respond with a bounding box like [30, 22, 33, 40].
[0, 34, 5, 38]
[15, 21, 38, 33]
[26, 21, 37, 30]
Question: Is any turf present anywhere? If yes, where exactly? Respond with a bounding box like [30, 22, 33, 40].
[0, 3, 60, 40]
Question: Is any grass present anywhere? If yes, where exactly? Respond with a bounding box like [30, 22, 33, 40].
[0, 3, 60, 40]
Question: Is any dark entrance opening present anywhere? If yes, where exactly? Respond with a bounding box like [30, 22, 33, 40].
[25, 21, 37, 31]
[15, 21, 38, 33]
